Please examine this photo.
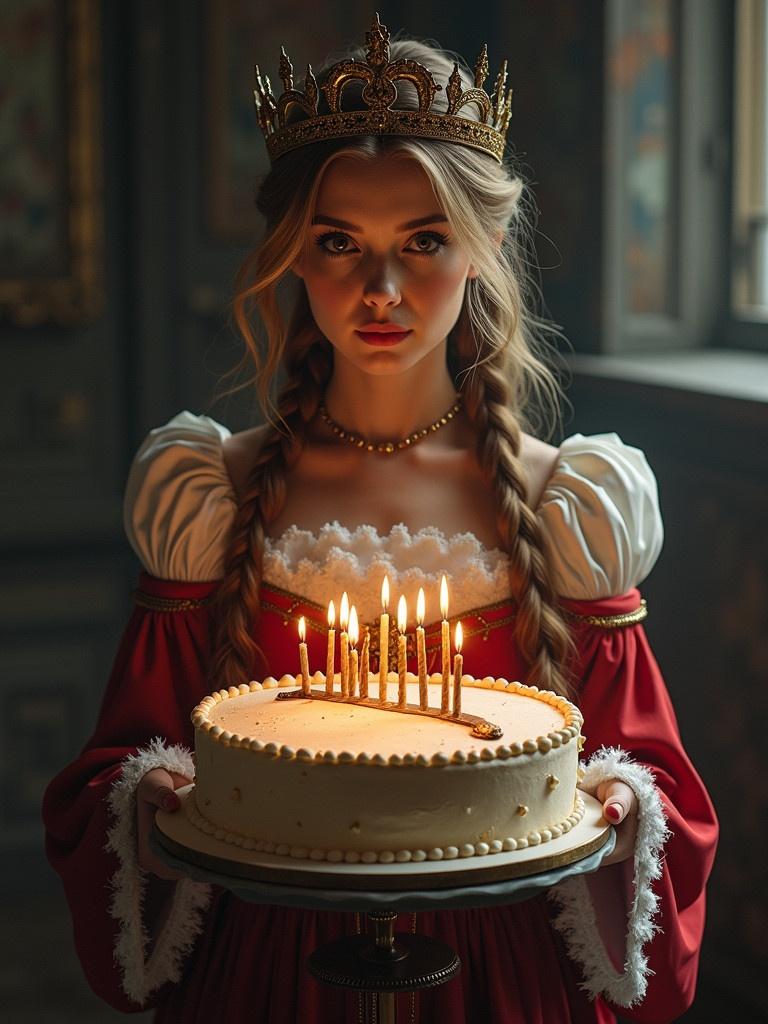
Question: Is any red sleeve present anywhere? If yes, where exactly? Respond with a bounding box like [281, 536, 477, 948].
[41, 573, 219, 1012]
[561, 588, 719, 1022]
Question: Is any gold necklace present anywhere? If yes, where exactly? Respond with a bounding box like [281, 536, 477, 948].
[318, 395, 463, 454]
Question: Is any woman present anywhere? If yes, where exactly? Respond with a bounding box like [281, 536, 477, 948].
[43, 20, 718, 1022]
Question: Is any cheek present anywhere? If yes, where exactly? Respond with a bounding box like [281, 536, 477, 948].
[436, 269, 468, 300]
[301, 271, 352, 324]
[420, 266, 469, 317]
[303, 264, 351, 300]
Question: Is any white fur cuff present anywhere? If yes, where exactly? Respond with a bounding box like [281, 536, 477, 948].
[547, 746, 671, 1007]
[104, 737, 213, 1005]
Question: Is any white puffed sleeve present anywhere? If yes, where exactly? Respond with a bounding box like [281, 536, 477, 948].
[123, 410, 237, 581]
[536, 432, 664, 599]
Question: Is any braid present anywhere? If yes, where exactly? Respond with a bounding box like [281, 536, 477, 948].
[208, 337, 332, 691]
[461, 359, 577, 699]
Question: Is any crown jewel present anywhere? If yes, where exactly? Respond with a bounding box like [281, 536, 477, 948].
[253, 12, 513, 164]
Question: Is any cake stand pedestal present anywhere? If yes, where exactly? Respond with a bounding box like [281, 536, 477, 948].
[151, 787, 614, 1023]
[307, 908, 460, 1024]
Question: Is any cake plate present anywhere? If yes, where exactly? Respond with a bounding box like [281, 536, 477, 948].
[152, 787, 614, 1023]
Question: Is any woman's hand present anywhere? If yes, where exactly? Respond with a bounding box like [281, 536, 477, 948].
[136, 767, 192, 880]
[596, 778, 638, 866]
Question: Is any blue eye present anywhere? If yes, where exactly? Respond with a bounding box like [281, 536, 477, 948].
[314, 230, 450, 258]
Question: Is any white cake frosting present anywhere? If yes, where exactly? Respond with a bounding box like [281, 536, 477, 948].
[190, 673, 585, 863]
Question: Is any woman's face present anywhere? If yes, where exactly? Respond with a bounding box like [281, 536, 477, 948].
[292, 154, 477, 377]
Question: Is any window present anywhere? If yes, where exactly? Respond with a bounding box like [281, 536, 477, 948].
[731, 0, 768, 346]
[602, 0, 768, 355]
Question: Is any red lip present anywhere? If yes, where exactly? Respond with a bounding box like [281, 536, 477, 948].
[357, 323, 410, 332]
[356, 329, 412, 345]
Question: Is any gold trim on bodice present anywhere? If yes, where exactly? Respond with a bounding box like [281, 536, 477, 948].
[133, 591, 210, 612]
[561, 599, 647, 629]
[132, 583, 648, 632]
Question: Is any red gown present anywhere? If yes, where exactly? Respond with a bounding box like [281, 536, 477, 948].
[43, 572, 718, 1023]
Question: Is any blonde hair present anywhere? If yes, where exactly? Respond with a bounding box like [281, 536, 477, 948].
[209, 36, 578, 697]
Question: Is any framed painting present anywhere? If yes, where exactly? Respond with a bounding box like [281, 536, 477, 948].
[0, 0, 104, 326]
[204, 0, 358, 243]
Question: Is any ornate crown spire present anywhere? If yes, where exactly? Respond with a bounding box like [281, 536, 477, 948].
[253, 12, 513, 164]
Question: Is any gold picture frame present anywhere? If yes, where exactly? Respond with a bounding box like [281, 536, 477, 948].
[0, 0, 104, 326]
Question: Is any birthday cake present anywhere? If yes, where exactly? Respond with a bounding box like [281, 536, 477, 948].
[188, 672, 586, 864]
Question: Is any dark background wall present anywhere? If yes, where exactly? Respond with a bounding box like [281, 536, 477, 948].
[1, 2, 763, 1020]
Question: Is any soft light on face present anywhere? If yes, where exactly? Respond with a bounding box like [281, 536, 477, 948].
[292, 153, 477, 377]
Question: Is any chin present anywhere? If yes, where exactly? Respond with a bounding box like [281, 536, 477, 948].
[336, 344, 403, 366]
[356, 359, 408, 377]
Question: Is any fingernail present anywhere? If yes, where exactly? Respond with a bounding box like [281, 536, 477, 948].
[605, 802, 622, 822]
[162, 791, 179, 812]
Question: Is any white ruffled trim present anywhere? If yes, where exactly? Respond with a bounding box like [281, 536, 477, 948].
[104, 737, 213, 1005]
[547, 747, 671, 1007]
[263, 520, 511, 621]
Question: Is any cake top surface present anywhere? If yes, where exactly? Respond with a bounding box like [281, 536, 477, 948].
[193, 676, 583, 764]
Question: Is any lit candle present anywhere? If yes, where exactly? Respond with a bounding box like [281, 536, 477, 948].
[348, 606, 359, 698]
[440, 575, 450, 714]
[416, 587, 428, 710]
[397, 595, 408, 708]
[452, 621, 463, 717]
[379, 575, 390, 703]
[360, 625, 370, 699]
[340, 591, 349, 698]
[298, 616, 310, 696]
[326, 600, 336, 695]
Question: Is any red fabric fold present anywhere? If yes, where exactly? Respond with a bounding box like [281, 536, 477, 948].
[570, 603, 718, 1021]
[42, 575, 718, 1022]
[559, 588, 645, 618]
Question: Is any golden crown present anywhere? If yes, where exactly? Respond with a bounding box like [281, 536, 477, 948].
[253, 12, 513, 164]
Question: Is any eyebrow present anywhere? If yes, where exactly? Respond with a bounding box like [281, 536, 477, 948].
[311, 213, 448, 232]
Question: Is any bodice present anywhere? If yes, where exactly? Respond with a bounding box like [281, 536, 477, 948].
[124, 410, 665, 609]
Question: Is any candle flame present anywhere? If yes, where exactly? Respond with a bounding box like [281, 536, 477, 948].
[381, 575, 390, 611]
[340, 591, 349, 630]
[348, 606, 359, 646]
[455, 620, 463, 652]
[327, 600, 335, 628]
[440, 574, 449, 619]
[298, 615, 306, 642]
[416, 587, 425, 626]
[397, 594, 407, 634]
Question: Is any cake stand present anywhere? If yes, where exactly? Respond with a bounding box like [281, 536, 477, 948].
[152, 787, 615, 1023]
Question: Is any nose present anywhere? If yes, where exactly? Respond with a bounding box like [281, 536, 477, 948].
[362, 261, 402, 310]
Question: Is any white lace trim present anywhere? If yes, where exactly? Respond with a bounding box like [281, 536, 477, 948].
[264, 520, 511, 620]
[547, 747, 671, 1007]
[104, 738, 212, 1005]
